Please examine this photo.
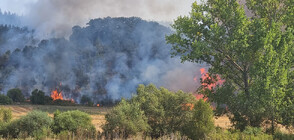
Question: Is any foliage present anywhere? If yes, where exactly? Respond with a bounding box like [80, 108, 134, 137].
[0, 111, 52, 138]
[51, 99, 75, 106]
[0, 108, 12, 123]
[0, 94, 12, 105]
[181, 99, 215, 140]
[103, 99, 150, 138]
[166, 0, 294, 130]
[274, 130, 294, 140]
[80, 95, 94, 106]
[52, 110, 95, 134]
[7, 88, 25, 102]
[243, 126, 263, 136]
[30, 89, 52, 105]
[209, 129, 273, 140]
[104, 84, 215, 139]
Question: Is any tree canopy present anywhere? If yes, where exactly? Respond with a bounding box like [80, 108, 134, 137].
[166, 0, 293, 130]
[103, 84, 214, 139]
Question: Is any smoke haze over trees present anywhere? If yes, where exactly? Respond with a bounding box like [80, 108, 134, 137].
[0, 16, 204, 102]
[0, 0, 196, 37]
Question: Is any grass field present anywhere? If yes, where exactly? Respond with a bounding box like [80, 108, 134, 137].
[1, 105, 292, 134]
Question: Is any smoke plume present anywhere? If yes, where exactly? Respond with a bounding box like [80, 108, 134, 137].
[0, 0, 196, 37]
[0, 0, 206, 103]
[0, 17, 205, 102]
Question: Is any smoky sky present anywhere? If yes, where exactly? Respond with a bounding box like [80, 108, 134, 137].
[0, 0, 197, 37]
[0, 0, 207, 102]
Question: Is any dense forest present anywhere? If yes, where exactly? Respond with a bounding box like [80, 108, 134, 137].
[0, 16, 201, 102]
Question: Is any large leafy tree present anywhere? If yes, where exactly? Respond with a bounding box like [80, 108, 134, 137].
[103, 84, 215, 139]
[166, 0, 293, 131]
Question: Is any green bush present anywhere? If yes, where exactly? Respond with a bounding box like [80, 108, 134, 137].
[243, 126, 263, 136]
[209, 129, 273, 140]
[0, 111, 52, 138]
[0, 94, 12, 105]
[274, 130, 294, 140]
[103, 84, 215, 139]
[103, 99, 149, 138]
[52, 99, 75, 106]
[0, 119, 19, 138]
[52, 110, 95, 134]
[7, 88, 25, 102]
[0, 108, 12, 123]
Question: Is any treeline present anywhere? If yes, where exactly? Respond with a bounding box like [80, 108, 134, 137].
[0, 87, 120, 106]
[0, 10, 23, 26]
[0, 88, 76, 106]
[0, 17, 175, 102]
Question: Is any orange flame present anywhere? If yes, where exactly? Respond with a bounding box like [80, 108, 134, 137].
[200, 68, 224, 90]
[193, 68, 225, 101]
[97, 104, 100, 107]
[51, 89, 63, 100]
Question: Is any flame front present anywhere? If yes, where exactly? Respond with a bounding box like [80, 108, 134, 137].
[51, 89, 63, 100]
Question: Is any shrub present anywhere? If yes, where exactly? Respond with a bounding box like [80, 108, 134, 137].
[243, 126, 263, 136]
[0, 111, 52, 138]
[209, 129, 273, 140]
[52, 99, 75, 106]
[274, 130, 294, 140]
[52, 110, 95, 134]
[103, 99, 149, 138]
[0, 119, 19, 138]
[0, 108, 12, 123]
[0, 94, 12, 105]
[7, 88, 24, 102]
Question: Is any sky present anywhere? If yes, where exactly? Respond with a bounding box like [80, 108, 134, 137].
[0, 0, 198, 37]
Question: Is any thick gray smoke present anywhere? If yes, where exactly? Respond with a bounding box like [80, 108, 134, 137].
[1, 0, 196, 37]
[0, 17, 204, 102]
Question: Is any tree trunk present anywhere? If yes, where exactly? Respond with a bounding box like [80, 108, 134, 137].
[243, 71, 250, 97]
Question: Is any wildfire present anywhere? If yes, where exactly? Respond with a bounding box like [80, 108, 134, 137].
[51, 89, 63, 100]
[193, 68, 225, 101]
[97, 104, 100, 107]
[199, 68, 224, 90]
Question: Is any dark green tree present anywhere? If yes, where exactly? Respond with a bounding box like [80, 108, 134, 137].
[7, 88, 24, 102]
[181, 100, 215, 140]
[166, 0, 293, 131]
[0, 94, 12, 105]
[80, 95, 94, 106]
[104, 84, 215, 139]
[30, 89, 46, 105]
